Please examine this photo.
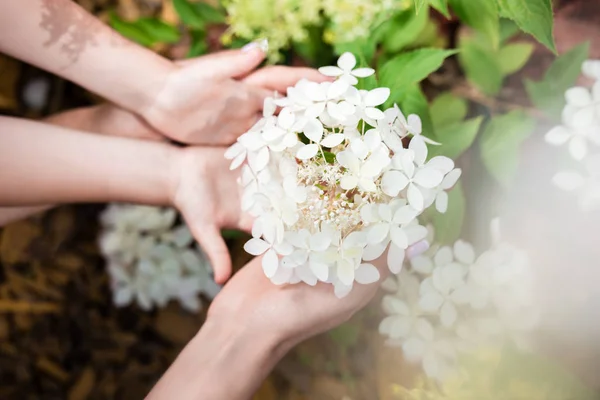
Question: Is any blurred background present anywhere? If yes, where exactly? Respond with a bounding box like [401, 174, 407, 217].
[1, 0, 600, 399]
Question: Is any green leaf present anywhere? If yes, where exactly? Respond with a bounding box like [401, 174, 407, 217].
[109, 13, 155, 46]
[392, 85, 436, 140]
[414, 0, 429, 14]
[499, 18, 520, 43]
[497, 42, 534, 74]
[194, 2, 226, 23]
[429, 117, 483, 160]
[525, 42, 590, 117]
[135, 18, 180, 43]
[430, 0, 450, 18]
[328, 323, 360, 349]
[173, 0, 205, 29]
[479, 110, 536, 187]
[382, 8, 429, 53]
[294, 26, 333, 66]
[379, 48, 458, 93]
[221, 229, 243, 239]
[430, 93, 468, 129]
[449, 0, 500, 48]
[458, 38, 503, 95]
[428, 182, 465, 244]
[335, 36, 377, 64]
[496, 0, 556, 53]
[108, 14, 180, 46]
[187, 30, 207, 58]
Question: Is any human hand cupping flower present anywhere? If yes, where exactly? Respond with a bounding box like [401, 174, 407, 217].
[143, 45, 329, 145]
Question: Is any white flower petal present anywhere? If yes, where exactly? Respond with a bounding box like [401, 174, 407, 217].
[440, 302, 457, 327]
[320, 133, 345, 148]
[407, 114, 422, 134]
[381, 171, 409, 197]
[365, 107, 385, 120]
[355, 263, 380, 284]
[249, 146, 270, 172]
[328, 79, 350, 99]
[545, 126, 572, 145]
[411, 255, 433, 274]
[565, 86, 592, 107]
[365, 88, 391, 107]
[435, 191, 449, 213]
[390, 226, 408, 249]
[337, 52, 357, 71]
[309, 261, 329, 282]
[454, 240, 475, 264]
[569, 135, 587, 160]
[352, 67, 375, 78]
[368, 223, 390, 245]
[262, 249, 279, 278]
[407, 183, 425, 210]
[434, 246, 453, 266]
[337, 258, 355, 285]
[362, 243, 387, 261]
[278, 107, 295, 130]
[552, 171, 585, 191]
[409, 136, 428, 165]
[303, 118, 324, 143]
[244, 238, 270, 255]
[296, 144, 319, 160]
[441, 169, 462, 190]
[318, 66, 344, 77]
[413, 168, 444, 188]
[419, 291, 444, 311]
[387, 243, 406, 274]
[340, 175, 359, 190]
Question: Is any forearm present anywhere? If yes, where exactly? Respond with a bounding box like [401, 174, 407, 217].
[0, 0, 173, 116]
[0, 116, 175, 206]
[148, 318, 290, 400]
[0, 206, 51, 226]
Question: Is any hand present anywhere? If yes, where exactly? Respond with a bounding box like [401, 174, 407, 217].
[142, 46, 328, 145]
[208, 254, 388, 347]
[169, 146, 251, 283]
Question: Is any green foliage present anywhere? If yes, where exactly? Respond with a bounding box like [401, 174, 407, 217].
[449, 0, 500, 49]
[525, 42, 590, 118]
[429, 0, 450, 18]
[496, 0, 556, 53]
[221, 229, 244, 239]
[413, 0, 429, 15]
[328, 323, 360, 349]
[426, 182, 465, 244]
[109, 14, 180, 47]
[479, 110, 536, 187]
[382, 8, 429, 53]
[497, 42, 534, 75]
[187, 30, 208, 58]
[429, 94, 482, 160]
[380, 48, 458, 94]
[173, 0, 225, 29]
[458, 29, 533, 95]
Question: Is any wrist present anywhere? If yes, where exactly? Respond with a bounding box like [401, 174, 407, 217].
[148, 315, 289, 400]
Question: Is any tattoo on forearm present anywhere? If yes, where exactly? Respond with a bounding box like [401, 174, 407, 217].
[39, 0, 129, 64]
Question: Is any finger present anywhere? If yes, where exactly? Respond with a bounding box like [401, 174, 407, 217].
[180, 46, 267, 80]
[242, 66, 331, 92]
[192, 225, 232, 284]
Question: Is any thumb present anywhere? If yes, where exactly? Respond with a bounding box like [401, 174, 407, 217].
[193, 225, 232, 284]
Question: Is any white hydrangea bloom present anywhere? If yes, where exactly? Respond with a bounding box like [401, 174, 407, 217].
[99, 204, 219, 312]
[547, 59, 600, 211]
[379, 225, 537, 381]
[226, 52, 458, 297]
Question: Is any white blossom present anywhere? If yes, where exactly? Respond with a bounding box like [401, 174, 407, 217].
[99, 204, 218, 312]
[225, 53, 457, 297]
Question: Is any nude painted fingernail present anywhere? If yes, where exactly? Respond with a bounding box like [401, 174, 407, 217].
[242, 38, 269, 53]
[406, 240, 430, 259]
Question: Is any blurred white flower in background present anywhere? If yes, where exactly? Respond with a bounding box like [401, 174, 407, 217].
[99, 204, 220, 312]
[546, 59, 600, 211]
[379, 225, 537, 381]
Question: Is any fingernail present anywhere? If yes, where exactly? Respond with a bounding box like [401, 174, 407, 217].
[406, 240, 430, 259]
[242, 38, 268, 53]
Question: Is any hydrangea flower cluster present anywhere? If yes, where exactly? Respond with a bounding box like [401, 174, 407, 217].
[546, 59, 600, 211]
[379, 227, 537, 381]
[222, 0, 410, 62]
[99, 204, 220, 312]
[225, 53, 460, 297]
